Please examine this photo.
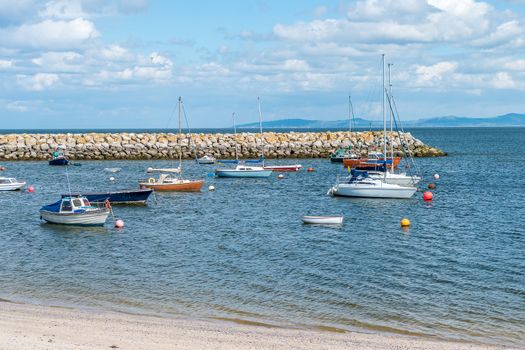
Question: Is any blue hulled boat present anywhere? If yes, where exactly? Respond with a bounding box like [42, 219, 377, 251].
[49, 146, 69, 166]
[62, 188, 153, 204]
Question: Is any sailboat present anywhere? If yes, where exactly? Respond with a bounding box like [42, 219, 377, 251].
[329, 55, 417, 199]
[366, 63, 420, 186]
[215, 98, 273, 178]
[139, 97, 205, 191]
[330, 96, 359, 163]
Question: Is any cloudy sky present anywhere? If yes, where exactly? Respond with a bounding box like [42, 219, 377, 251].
[1, 0, 524, 128]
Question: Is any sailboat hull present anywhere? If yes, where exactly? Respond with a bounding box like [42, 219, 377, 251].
[331, 184, 416, 199]
[215, 169, 272, 178]
[139, 179, 204, 192]
[40, 209, 110, 226]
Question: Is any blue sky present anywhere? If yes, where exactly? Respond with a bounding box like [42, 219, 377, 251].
[0, 0, 524, 128]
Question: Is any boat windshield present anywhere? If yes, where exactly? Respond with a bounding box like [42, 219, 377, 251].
[72, 198, 83, 207]
[61, 200, 72, 212]
[0, 178, 11, 184]
[82, 198, 90, 206]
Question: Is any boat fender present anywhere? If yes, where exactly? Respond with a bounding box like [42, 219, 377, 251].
[148, 177, 155, 183]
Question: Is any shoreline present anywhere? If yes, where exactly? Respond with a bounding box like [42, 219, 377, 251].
[0, 300, 515, 350]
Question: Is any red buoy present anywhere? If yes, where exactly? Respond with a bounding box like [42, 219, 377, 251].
[307, 167, 315, 172]
[27, 186, 35, 193]
[423, 191, 433, 201]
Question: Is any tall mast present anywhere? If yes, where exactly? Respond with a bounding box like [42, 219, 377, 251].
[388, 63, 394, 172]
[178, 96, 182, 171]
[348, 95, 352, 133]
[257, 96, 265, 165]
[382, 54, 386, 164]
[232, 112, 238, 161]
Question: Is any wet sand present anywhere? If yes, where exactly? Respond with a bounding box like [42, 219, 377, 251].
[0, 301, 513, 350]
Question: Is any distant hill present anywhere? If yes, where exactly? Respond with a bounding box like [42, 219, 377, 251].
[237, 113, 525, 128]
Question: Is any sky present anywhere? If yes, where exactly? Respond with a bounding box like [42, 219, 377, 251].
[0, 0, 524, 128]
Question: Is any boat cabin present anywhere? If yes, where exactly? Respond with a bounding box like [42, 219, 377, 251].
[60, 196, 92, 213]
[0, 177, 17, 184]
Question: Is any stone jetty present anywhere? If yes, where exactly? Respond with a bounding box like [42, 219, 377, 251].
[0, 131, 445, 161]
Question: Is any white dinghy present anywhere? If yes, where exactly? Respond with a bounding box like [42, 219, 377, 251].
[302, 215, 344, 225]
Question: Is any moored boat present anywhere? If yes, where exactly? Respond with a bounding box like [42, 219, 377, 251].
[40, 196, 110, 226]
[215, 165, 272, 178]
[197, 155, 216, 164]
[0, 177, 26, 191]
[302, 215, 344, 225]
[330, 147, 358, 163]
[49, 146, 69, 166]
[139, 173, 204, 191]
[140, 97, 205, 192]
[343, 152, 401, 169]
[328, 170, 417, 199]
[62, 188, 153, 204]
[263, 164, 302, 172]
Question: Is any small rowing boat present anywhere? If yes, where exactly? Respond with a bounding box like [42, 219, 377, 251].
[302, 215, 344, 225]
[263, 164, 302, 172]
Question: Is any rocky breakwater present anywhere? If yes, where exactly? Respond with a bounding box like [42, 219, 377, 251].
[0, 131, 446, 161]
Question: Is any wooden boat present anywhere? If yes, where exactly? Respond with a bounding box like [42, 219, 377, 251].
[140, 174, 204, 191]
[62, 188, 152, 204]
[140, 97, 205, 191]
[0, 177, 26, 191]
[343, 153, 401, 169]
[263, 164, 302, 172]
[40, 196, 110, 226]
[302, 215, 344, 225]
[49, 146, 69, 166]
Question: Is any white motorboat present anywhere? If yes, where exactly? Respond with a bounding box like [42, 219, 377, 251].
[40, 195, 110, 226]
[302, 215, 344, 225]
[0, 177, 26, 191]
[197, 155, 216, 164]
[104, 167, 121, 173]
[329, 173, 417, 199]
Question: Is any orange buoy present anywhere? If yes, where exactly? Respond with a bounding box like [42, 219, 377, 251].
[428, 183, 436, 189]
[27, 186, 35, 193]
[307, 167, 315, 172]
[423, 191, 433, 201]
[115, 219, 125, 228]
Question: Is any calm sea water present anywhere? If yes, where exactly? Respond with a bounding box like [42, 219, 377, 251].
[0, 127, 523, 347]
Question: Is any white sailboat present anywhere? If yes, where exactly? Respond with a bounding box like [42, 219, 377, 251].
[215, 99, 273, 178]
[329, 55, 417, 198]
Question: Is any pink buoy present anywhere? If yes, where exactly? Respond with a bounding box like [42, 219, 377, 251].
[423, 191, 433, 201]
[307, 167, 315, 172]
[114, 219, 125, 228]
[27, 186, 35, 193]
[434, 173, 440, 180]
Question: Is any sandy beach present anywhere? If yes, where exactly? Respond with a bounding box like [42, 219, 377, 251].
[0, 301, 514, 350]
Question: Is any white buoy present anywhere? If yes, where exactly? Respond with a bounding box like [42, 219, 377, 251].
[434, 173, 440, 180]
[109, 176, 115, 181]
[278, 174, 285, 179]
[208, 185, 215, 191]
[115, 219, 124, 228]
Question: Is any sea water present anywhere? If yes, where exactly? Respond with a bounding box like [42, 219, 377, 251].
[0, 127, 523, 347]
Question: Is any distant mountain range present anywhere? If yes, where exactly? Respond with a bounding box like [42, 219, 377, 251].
[237, 113, 525, 128]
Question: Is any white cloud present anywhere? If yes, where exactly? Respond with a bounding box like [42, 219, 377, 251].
[0, 59, 13, 69]
[414, 61, 458, 86]
[32, 51, 83, 72]
[39, 0, 86, 19]
[17, 73, 60, 91]
[1, 18, 99, 49]
[491, 72, 515, 89]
